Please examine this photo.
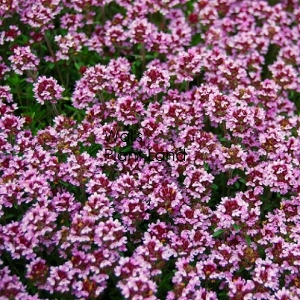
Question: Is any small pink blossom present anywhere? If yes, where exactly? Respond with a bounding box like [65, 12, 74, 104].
[33, 76, 64, 105]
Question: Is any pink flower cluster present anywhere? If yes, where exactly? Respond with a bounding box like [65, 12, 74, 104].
[1, 0, 300, 299]
[33, 76, 64, 105]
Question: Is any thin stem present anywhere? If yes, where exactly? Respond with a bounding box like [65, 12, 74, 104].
[233, 136, 239, 144]
[51, 102, 59, 116]
[9, 134, 14, 146]
[227, 169, 233, 196]
[101, 5, 105, 24]
[266, 190, 272, 202]
[99, 92, 105, 104]
[222, 121, 227, 136]
[261, 188, 272, 216]
[221, 173, 226, 196]
[26, 85, 30, 107]
[27, 70, 36, 82]
[66, 71, 70, 91]
[140, 43, 145, 71]
[17, 89, 22, 106]
[81, 183, 87, 203]
[204, 116, 210, 132]
[44, 35, 65, 87]
[160, 15, 166, 31]
[197, 74, 201, 86]
[185, 81, 189, 91]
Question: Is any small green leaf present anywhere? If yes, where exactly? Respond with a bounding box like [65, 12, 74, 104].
[58, 180, 69, 187]
[40, 44, 48, 51]
[145, 54, 154, 59]
[3, 214, 14, 220]
[211, 183, 218, 190]
[64, 104, 79, 112]
[233, 224, 241, 231]
[48, 63, 55, 69]
[234, 181, 240, 189]
[239, 178, 246, 184]
[213, 229, 224, 237]
[246, 235, 251, 246]
[121, 145, 133, 153]
[219, 137, 228, 142]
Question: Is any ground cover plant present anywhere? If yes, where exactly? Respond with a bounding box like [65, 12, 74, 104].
[1, 0, 300, 299]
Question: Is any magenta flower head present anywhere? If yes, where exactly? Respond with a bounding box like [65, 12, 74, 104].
[33, 76, 64, 105]
[140, 66, 170, 97]
[8, 45, 39, 76]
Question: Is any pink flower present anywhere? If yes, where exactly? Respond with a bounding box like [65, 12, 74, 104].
[0, 85, 13, 103]
[140, 66, 170, 96]
[9, 46, 39, 76]
[33, 76, 64, 105]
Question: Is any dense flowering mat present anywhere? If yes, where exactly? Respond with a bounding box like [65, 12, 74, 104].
[1, 0, 300, 299]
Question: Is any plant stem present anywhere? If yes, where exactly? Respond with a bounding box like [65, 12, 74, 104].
[140, 43, 145, 71]
[222, 121, 227, 136]
[185, 81, 189, 91]
[266, 189, 272, 201]
[44, 35, 65, 87]
[17, 89, 22, 106]
[99, 92, 105, 104]
[51, 102, 59, 116]
[197, 74, 201, 86]
[227, 169, 233, 196]
[27, 70, 36, 82]
[81, 183, 87, 203]
[160, 15, 166, 31]
[101, 5, 105, 24]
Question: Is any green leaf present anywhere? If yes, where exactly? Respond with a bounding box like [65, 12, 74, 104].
[145, 54, 154, 59]
[3, 214, 14, 220]
[8, 74, 21, 85]
[48, 63, 55, 69]
[64, 104, 80, 112]
[58, 180, 69, 187]
[191, 33, 203, 46]
[234, 181, 240, 189]
[40, 44, 48, 51]
[219, 137, 229, 142]
[239, 178, 246, 184]
[213, 229, 224, 237]
[211, 183, 218, 190]
[75, 62, 81, 70]
[186, 0, 194, 12]
[218, 291, 229, 300]
[245, 235, 251, 246]
[121, 145, 133, 153]
[233, 224, 241, 231]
